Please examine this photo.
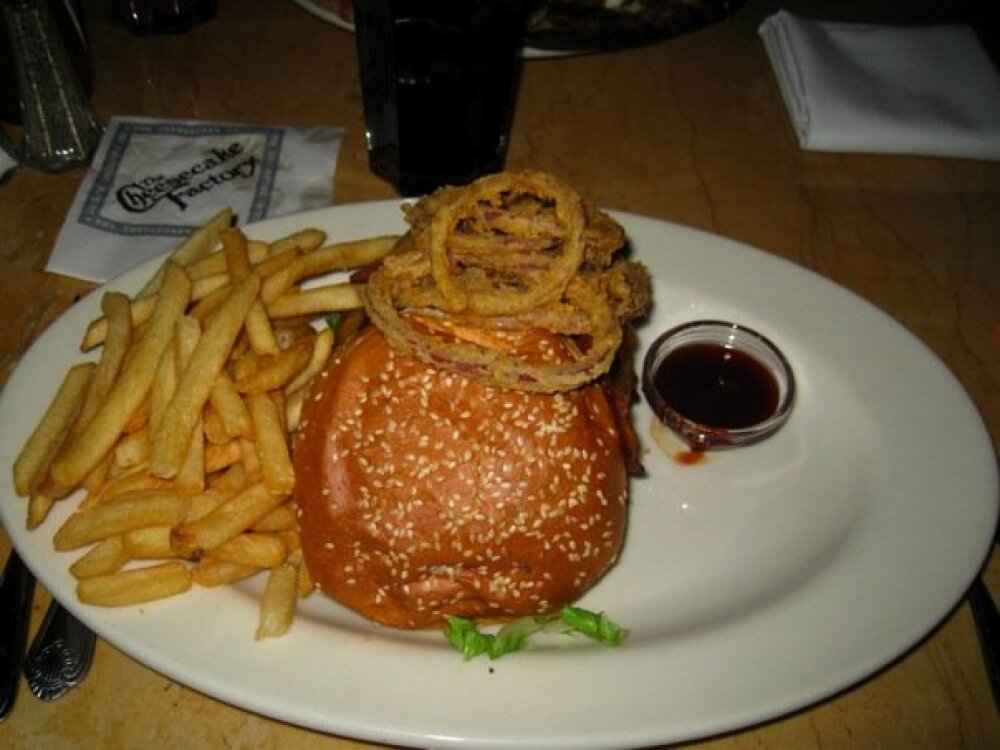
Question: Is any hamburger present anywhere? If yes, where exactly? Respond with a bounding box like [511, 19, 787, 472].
[292, 172, 650, 629]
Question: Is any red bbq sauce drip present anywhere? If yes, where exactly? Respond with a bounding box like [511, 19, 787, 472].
[652, 343, 779, 430]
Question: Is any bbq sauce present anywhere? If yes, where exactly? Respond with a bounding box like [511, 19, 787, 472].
[651, 343, 780, 430]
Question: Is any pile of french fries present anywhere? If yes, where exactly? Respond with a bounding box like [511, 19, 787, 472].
[11, 208, 397, 639]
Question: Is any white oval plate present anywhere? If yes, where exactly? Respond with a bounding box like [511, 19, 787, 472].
[1, 203, 996, 749]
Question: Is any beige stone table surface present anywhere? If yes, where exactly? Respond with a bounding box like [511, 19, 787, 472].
[0, 0, 997, 748]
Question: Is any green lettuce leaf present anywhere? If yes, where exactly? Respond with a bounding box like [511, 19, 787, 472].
[443, 606, 628, 660]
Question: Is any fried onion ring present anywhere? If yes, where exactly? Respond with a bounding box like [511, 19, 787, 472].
[425, 171, 587, 315]
[365, 171, 650, 392]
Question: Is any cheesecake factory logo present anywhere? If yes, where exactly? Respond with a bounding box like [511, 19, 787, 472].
[115, 142, 256, 213]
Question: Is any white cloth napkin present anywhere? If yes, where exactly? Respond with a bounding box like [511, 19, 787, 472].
[47, 116, 344, 282]
[759, 10, 1000, 160]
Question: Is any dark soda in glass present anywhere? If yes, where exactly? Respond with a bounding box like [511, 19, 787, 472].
[351, 0, 527, 196]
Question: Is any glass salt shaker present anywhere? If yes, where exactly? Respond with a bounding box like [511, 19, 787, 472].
[3, 0, 101, 171]
[0, 125, 20, 180]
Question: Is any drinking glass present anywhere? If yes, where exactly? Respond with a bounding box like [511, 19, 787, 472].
[350, 0, 528, 196]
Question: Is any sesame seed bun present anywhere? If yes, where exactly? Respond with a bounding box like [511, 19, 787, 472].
[292, 326, 629, 629]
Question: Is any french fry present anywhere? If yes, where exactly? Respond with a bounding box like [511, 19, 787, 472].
[230, 350, 259, 382]
[80, 294, 155, 351]
[170, 481, 284, 556]
[185, 239, 269, 281]
[74, 292, 133, 435]
[278, 528, 300, 554]
[188, 283, 231, 322]
[244, 240, 276, 265]
[202, 407, 230, 445]
[13, 362, 95, 496]
[175, 417, 205, 495]
[192, 557, 261, 587]
[183, 487, 229, 523]
[104, 462, 126, 483]
[253, 244, 302, 279]
[83, 467, 170, 509]
[53, 490, 188, 551]
[285, 387, 306, 432]
[286, 549, 314, 598]
[69, 537, 128, 579]
[223, 227, 279, 356]
[174, 315, 203, 367]
[173, 316, 205, 495]
[260, 235, 397, 302]
[149, 343, 176, 433]
[122, 525, 177, 559]
[121, 397, 151, 435]
[26, 491, 55, 530]
[247, 392, 295, 495]
[234, 336, 313, 394]
[210, 533, 286, 568]
[77, 561, 192, 606]
[150, 274, 260, 479]
[208, 374, 253, 439]
[204, 440, 242, 474]
[252, 503, 298, 533]
[190, 273, 230, 302]
[183, 252, 229, 282]
[265, 284, 365, 319]
[137, 207, 233, 298]
[297, 562, 314, 598]
[13, 209, 358, 638]
[239, 437, 262, 478]
[244, 304, 280, 356]
[113, 426, 150, 470]
[52, 263, 192, 489]
[285, 327, 333, 394]
[270, 390, 288, 435]
[268, 228, 326, 257]
[208, 462, 248, 493]
[246, 239, 269, 258]
[256, 562, 298, 639]
[81, 452, 114, 497]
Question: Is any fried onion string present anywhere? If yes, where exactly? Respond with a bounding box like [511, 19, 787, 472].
[365, 171, 650, 392]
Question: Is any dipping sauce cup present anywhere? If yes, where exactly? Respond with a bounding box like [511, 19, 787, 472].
[350, 0, 528, 196]
[642, 320, 795, 450]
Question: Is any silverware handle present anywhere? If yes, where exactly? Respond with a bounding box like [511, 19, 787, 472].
[24, 597, 96, 701]
[0, 551, 36, 722]
[969, 577, 1000, 711]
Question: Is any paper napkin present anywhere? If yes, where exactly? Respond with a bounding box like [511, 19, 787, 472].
[759, 11, 1000, 160]
[47, 116, 343, 282]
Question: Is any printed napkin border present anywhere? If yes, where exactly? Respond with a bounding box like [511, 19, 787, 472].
[78, 120, 285, 237]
